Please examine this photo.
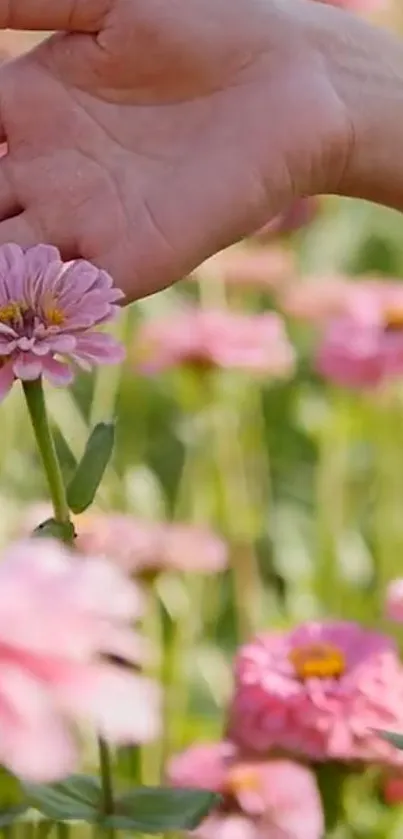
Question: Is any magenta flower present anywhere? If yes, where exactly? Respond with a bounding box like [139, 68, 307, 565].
[0, 538, 160, 781]
[316, 282, 403, 388]
[228, 621, 403, 765]
[75, 513, 228, 576]
[0, 243, 124, 398]
[385, 580, 403, 623]
[168, 742, 324, 839]
[195, 246, 295, 292]
[135, 308, 295, 378]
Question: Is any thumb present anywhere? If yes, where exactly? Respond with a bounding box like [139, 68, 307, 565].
[0, 0, 109, 31]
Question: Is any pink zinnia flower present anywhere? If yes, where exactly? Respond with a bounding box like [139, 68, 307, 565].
[316, 282, 403, 388]
[0, 538, 160, 781]
[278, 276, 354, 323]
[194, 246, 295, 292]
[228, 621, 403, 765]
[0, 243, 124, 398]
[385, 579, 403, 623]
[135, 308, 295, 378]
[75, 514, 228, 576]
[168, 742, 324, 839]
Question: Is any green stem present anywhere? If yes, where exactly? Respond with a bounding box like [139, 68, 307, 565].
[55, 823, 69, 839]
[98, 737, 115, 839]
[22, 379, 70, 525]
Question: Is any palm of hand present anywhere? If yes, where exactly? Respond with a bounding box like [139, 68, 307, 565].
[0, 0, 348, 298]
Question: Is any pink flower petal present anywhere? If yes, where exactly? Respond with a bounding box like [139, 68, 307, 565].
[0, 664, 77, 782]
[41, 356, 74, 386]
[12, 354, 42, 381]
[56, 664, 161, 744]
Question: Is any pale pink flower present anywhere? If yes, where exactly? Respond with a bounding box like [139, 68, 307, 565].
[195, 246, 295, 292]
[0, 538, 160, 781]
[316, 281, 403, 388]
[168, 742, 324, 839]
[135, 308, 295, 378]
[278, 276, 354, 323]
[228, 621, 403, 765]
[75, 514, 228, 576]
[0, 243, 124, 398]
[385, 579, 403, 623]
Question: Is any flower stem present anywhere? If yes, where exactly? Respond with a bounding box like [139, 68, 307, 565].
[22, 379, 70, 525]
[98, 736, 115, 839]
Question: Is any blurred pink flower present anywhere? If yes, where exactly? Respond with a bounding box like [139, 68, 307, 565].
[195, 246, 295, 292]
[0, 538, 160, 781]
[75, 514, 228, 576]
[383, 773, 403, 805]
[228, 621, 403, 765]
[254, 198, 319, 240]
[315, 0, 384, 9]
[385, 580, 403, 623]
[0, 243, 124, 398]
[168, 742, 324, 839]
[135, 308, 295, 378]
[278, 276, 354, 323]
[316, 282, 403, 388]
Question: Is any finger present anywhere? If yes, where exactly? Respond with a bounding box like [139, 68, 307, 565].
[0, 158, 22, 220]
[0, 213, 39, 249]
[0, 0, 108, 32]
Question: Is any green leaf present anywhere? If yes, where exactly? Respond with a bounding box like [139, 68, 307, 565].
[376, 728, 403, 750]
[66, 422, 115, 514]
[0, 805, 28, 826]
[33, 518, 76, 545]
[24, 775, 102, 822]
[104, 787, 220, 833]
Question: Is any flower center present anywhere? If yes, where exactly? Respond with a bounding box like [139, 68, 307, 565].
[225, 766, 261, 796]
[289, 642, 345, 679]
[384, 306, 403, 331]
[0, 300, 65, 332]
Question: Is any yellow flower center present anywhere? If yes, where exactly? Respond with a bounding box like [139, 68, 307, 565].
[0, 299, 65, 327]
[225, 766, 261, 796]
[289, 642, 345, 680]
[44, 306, 65, 326]
[0, 302, 25, 323]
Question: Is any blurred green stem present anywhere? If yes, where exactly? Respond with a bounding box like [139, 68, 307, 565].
[98, 737, 115, 839]
[210, 392, 263, 641]
[22, 379, 70, 525]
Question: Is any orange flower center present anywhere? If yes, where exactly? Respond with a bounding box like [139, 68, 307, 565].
[225, 766, 261, 796]
[289, 642, 345, 680]
[384, 306, 403, 331]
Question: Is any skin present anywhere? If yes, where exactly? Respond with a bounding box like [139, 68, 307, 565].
[0, 0, 401, 300]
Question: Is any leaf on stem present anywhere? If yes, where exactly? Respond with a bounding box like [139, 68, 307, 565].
[66, 422, 115, 514]
[104, 787, 221, 832]
[24, 775, 102, 822]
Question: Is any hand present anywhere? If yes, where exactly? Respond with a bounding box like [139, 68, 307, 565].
[0, 0, 353, 299]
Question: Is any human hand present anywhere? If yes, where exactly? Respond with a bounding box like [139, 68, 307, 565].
[0, 0, 372, 299]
